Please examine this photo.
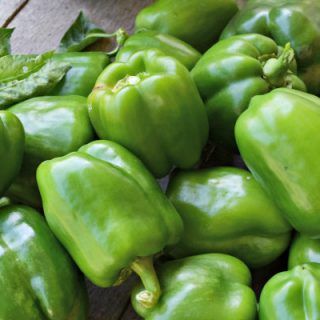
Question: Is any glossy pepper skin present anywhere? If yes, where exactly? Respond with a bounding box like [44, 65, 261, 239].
[259, 263, 320, 320]
[288, 234, 320, 269]
[50, 52, 109, 96]
[37, 140, 183, 309]
[6, 96, 94, 208]
[135, 0, 238, 52]
[191, 33, 306, 148]
[132, 253, 257, 320]
[0, 205, 88, 319]
[167, 167, 291, 268]
[236, 88, 320, 237]
[0, 111, 24, 197]
[88, 49, 208, 178]
[221, 0, 320, 95]
[116, 31, 201, 70]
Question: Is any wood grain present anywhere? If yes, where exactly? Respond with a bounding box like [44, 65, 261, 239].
[0, 0, 28, 27]
[121, 305, 141, 320]
[5, 0, 152, 54]
[86, 276, 138, 320]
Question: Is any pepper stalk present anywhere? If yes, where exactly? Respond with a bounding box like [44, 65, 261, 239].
[263, 43, 305, 90]
[131, 256, 161, 309]
[86, 28, 128, 56]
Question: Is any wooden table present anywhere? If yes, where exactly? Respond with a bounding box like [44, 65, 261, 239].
[0, 1, 250, 319]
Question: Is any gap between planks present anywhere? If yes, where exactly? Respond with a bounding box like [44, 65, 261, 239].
[1, 0, 29, 27]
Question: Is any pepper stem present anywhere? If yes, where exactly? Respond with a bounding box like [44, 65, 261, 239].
[263, 43, 295, 88]
[131, 256, 161, 309]
[87, 28, 128, 56]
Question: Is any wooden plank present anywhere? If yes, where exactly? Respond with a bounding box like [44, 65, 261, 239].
[121, 305, 141, 320]
[0, 0, 28, 27]
[87, 276, 137, 320]
[7, 0, 152, 54]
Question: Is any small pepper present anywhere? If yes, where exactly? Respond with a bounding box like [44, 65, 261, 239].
[236, 88, 320, 237]
[259, 263, 320, 320]
[50, 52, 109, 96]
[288, 234, 320, 269]
[0, 204, 88, 319]
[135, 0, 239, 52]
[6, 95, 94, 208]
[88, 49, 208, 177]
[116, 31, 201, 70]
[167, 167, 291, 268]
[132, 253, 257, 320]
[0, 111, 24, 197]
[221, 0, 320, 94]
[37, 140, 183, 309]
[191, 34, 305, 148]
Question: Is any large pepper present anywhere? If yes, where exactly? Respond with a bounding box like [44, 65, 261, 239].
[259, 263, 320, 319]
[88, 49, 208, 178]
[167, 167, 291, 268]
[135, 0, 239, 52]
[6, 96, 94, 208]
[37, 140, 183, 309]
[221, 0, 320, 95]
[116, 31, 201, 70]
[288, 234, 320, 269]
[132, 253, 257, 320]
[191, 33, 306, 148]
[50, 52, 109, 96]
[0, 111, 24, 196]
[0, 204, 88, 319]
[235, 88, 320, 237]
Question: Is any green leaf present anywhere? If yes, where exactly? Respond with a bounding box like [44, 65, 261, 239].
[0, 28, 14, 57]
[0, 52, 53, 83]
[58, 11, 106, 52]
[0, 60, 71, 109]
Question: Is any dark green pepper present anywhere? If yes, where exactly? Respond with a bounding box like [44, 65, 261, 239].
[6, 96, 94, 208]
[191, 33, 306, 148]
[167, 167, 291, 268]
[116, 31, 201, 70]
[50, 52, 109, 96]
[288, 234, 320, 269]
[259, 263, 320, 319]
[135, 0, 239, 52]
[0, 111, 24, 196]
[88, 49, 208, 178]
[221, 0, 320, 95]
[37, 140, 183, 309]
[0, 204, 88, 319]
[236, 88, 320, 237]
[132, 253, 257, 320]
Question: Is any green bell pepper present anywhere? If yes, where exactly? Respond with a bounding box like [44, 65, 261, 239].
[288, 234, 320, 269]
[167, 167, 291, 268]
[236, 88, 320, 237]
[191, 33, 306, 148]
[116, 31, 201, 70]
[135, 0, 239, 52]
[259, 263, 320, 320]
[132, 253, 257, 320]
[0, 111, 24, 196]
[37, 140, 183, 309]
[0, 204, 88, 319]
[221, 0, 320, 95]
[88, 49, 208, 178]
[6, 96, 94, 208]
[50, 52, 109, 96]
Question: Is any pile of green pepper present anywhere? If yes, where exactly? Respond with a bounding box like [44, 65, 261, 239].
[1, 0, 320, 319]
